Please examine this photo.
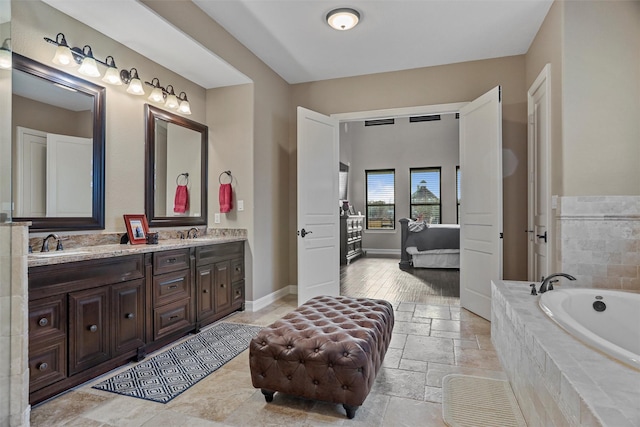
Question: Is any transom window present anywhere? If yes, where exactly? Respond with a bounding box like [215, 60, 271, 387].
[365, 169, 395, 229]
[410, 167, 441, 224]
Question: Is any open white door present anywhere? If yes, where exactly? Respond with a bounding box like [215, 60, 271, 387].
[459, 86, 503, 320]
[297, 107, 340, 306]
[528, 65, 552, 282]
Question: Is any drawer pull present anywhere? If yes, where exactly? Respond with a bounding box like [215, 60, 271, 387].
[88, 324, 98, 333]
[37, 362, 48, 371]
[38, 317, 48, 327]
[218, 266, 228, 271]
[168, 285, 178, 290]
[169, 315, 179, 320]
[163, 277, 183, 287]
[167, 258, 177, 263]
[126, 313, 135, 319]
[121, 272, 132, 281]
[220, 283, 226, 288]
[203, 289, 208, 293]
[235, 266, 241, 271]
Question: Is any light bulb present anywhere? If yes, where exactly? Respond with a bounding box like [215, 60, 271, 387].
[148, 87, 164, 103]
[52, 45, 76, 67]
[127, 78, 145, 95]
[165, 93, 179, 109]
[178, 99, 192, 115]
[78, 57, 100, 77]
[102, 67, 122, 85]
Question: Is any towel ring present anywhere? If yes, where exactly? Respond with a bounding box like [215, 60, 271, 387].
[219, 170, 232, 184]
[176, 172, 189, 186]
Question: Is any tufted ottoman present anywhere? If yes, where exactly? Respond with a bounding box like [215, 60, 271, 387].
[249, 295, 394, 419]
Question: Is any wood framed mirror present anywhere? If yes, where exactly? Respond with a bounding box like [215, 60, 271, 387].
[11, 53, 105, 231]
[144, 104, 208, 227]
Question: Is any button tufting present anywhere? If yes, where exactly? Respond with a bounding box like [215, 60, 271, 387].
[313, 380, 319, 385]
[287, 375, 292, 380]
[287, 345, 292, 349]
[314, 348, 319, 353]
[343, 352, 349, 357]
[328, 362, 333, 367]
[342, 385, 348, 390]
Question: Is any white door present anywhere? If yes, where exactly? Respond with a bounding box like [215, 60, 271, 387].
[46, 133, 93, 217]
[459, 86, 503, 320]
[297, 107, 340, 306]
[16, 127, 47, 217]
[528, 65, 551, 281]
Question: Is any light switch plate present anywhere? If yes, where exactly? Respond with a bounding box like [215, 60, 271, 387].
[214, 213, 220, 223]
[238, 200, 244, 211]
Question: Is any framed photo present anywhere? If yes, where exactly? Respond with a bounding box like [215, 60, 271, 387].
[348, 205, 356, 215]
[123, 214, 149, 245]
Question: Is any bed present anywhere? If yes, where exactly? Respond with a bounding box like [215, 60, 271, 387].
[398, 218, 460, 270]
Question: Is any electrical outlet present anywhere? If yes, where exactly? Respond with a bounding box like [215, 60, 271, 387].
[238, 200, 244, 211]
[214, 213, 220, 223]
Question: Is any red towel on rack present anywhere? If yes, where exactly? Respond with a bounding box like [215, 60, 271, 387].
[174, 185, 189, 213]
[219, 183, 233, 213]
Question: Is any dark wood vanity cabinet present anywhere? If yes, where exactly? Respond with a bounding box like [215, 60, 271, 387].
[28, 241, 245, 404]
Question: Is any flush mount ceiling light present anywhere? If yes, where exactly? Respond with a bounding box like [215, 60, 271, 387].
[326, 8, 360, 31]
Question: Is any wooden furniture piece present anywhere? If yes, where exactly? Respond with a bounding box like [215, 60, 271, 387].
[340, 214, 365, 265]
[28, 241, 244, 404]
[249, 295, 394, 419]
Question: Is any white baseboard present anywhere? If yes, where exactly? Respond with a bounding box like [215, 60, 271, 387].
[363, 248, 401, 256]
[245, 285, 296, 312]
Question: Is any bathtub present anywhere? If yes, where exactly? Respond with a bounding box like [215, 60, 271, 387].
[539, 288, 640, 370]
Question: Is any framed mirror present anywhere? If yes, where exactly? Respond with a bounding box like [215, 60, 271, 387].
[145, 104, 208, 227]
[11, 53, 105, 231]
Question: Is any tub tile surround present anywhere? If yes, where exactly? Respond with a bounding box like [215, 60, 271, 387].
[492, 280, 640, 427]
[556, 196, 640, 291]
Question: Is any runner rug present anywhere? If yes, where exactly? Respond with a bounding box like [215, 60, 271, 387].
[92, 322, 262, 403]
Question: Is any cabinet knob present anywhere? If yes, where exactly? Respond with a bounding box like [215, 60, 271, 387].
[88, 324, 98, 332]
[126, 313, 135, 319]
[38, 317, 48, 327]
[220, 283, 225, 288]
[203, 289, 208, 293]
[37, 362, 48, 371]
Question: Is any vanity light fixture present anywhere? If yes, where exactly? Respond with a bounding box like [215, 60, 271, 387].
[164, 85, 179, 110]
[45, 33, 76, 67]
[0, 38, 11, 69]
[177, 92, 192, 115]
[101, 56, 122, 85]
[121, 68, 145, 95]
[326, 8, 361, 31]
[77, 45, 101, 77]
[146, 77, 165, 103]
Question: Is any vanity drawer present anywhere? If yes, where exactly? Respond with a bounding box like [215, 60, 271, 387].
[196, 242, 244, 266]
[153, 249, 190, 275]
[29, 337, 66, 392]
[154, 270, 190, 306]
[154, 299, 191, 340]
[231, 258, 244, 282]
[29, 295, 66, 341]
[232, 280, 244, 305]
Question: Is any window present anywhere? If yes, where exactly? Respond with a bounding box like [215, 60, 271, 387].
[410, 167, 441, 224]
[366, 169, 395, 229]
[456, 166, 461, 224]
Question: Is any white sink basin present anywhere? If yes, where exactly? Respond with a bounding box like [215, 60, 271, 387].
[30, 250, 91, 257]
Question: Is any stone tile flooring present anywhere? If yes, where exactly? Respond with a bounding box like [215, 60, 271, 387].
[30, 294, 507, 426]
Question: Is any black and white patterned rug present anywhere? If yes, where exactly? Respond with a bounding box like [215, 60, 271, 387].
[92, 322, 262, 403]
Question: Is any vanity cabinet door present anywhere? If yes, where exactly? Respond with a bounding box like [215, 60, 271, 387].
[214, 261, 232, 313]
[69, 287, 110, 375]
[196, 265, 215, 322]
[112, 279, 145, 356]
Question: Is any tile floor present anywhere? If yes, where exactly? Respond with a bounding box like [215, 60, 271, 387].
[30, 260, 507, 426]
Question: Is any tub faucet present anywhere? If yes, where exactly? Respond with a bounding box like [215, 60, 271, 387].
[187, 227, 199, 239]
[539, 273, 576, 293]
[41, 233, 60, 252]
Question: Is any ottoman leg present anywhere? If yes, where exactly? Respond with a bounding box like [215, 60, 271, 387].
[343, 404, 358, 419]
[261, 389, 275, 403]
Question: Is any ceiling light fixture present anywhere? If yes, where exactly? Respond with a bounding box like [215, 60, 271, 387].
[121, 68, 145, 95]
[0, 38, 11, 70]
[326, 8, 360, 31]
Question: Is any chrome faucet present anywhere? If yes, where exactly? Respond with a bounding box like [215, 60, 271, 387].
[539, 273, 576, 293]
[187, 227, 199, 239]
[41, 233, 61, 252]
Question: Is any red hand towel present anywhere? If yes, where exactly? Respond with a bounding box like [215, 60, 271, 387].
[219, 183, 233, 213]
[174, 185, 189, 213]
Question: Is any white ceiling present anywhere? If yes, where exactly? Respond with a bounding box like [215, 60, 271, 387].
[194, 0, 554, 84]
[42, 0, 553, 87]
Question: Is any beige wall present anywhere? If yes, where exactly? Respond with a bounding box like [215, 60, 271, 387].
[291, 55, 529, 281]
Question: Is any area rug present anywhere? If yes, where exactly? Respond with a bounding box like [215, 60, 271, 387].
[442, 374, 527, 427]
[92, 322, 262, 403]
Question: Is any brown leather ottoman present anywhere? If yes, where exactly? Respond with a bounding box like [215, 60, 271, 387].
[249, 295, 394, 419]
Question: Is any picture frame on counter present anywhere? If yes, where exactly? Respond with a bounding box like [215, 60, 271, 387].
[123, 214, 149, 245]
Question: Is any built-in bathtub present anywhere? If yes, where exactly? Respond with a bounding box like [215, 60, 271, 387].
[539, 288, 640, 370]
[492, 280, 640, 427]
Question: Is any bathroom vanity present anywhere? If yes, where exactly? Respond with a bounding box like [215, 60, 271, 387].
[27, 238, 245, 404]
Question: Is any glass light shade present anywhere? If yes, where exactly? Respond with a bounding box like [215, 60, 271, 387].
[78, 57, 100, 77]
[178, 99, 192, 115]
[148, 87, 164, 103]
[52, 45, 76, 67]
[165, 94, 179, 109]
[0, 49, 10, 69]
[126, 78, 145, 95]
[327, 8, 360, 30]
[102, 67, 122, 85]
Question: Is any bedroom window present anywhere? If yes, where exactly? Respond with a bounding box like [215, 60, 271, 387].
[456, 166, 461, 224]
[410, 167, 441, 224]
[365, 169, 395, 230]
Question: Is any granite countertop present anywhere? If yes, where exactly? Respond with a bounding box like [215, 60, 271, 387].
[28, 235, 246, 267]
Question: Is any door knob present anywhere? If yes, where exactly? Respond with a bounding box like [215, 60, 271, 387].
[299, 228, 313, 238]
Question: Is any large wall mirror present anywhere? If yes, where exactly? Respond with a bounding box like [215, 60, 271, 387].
[12, 53, 105, 231]
[145, 104, 208, 227]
